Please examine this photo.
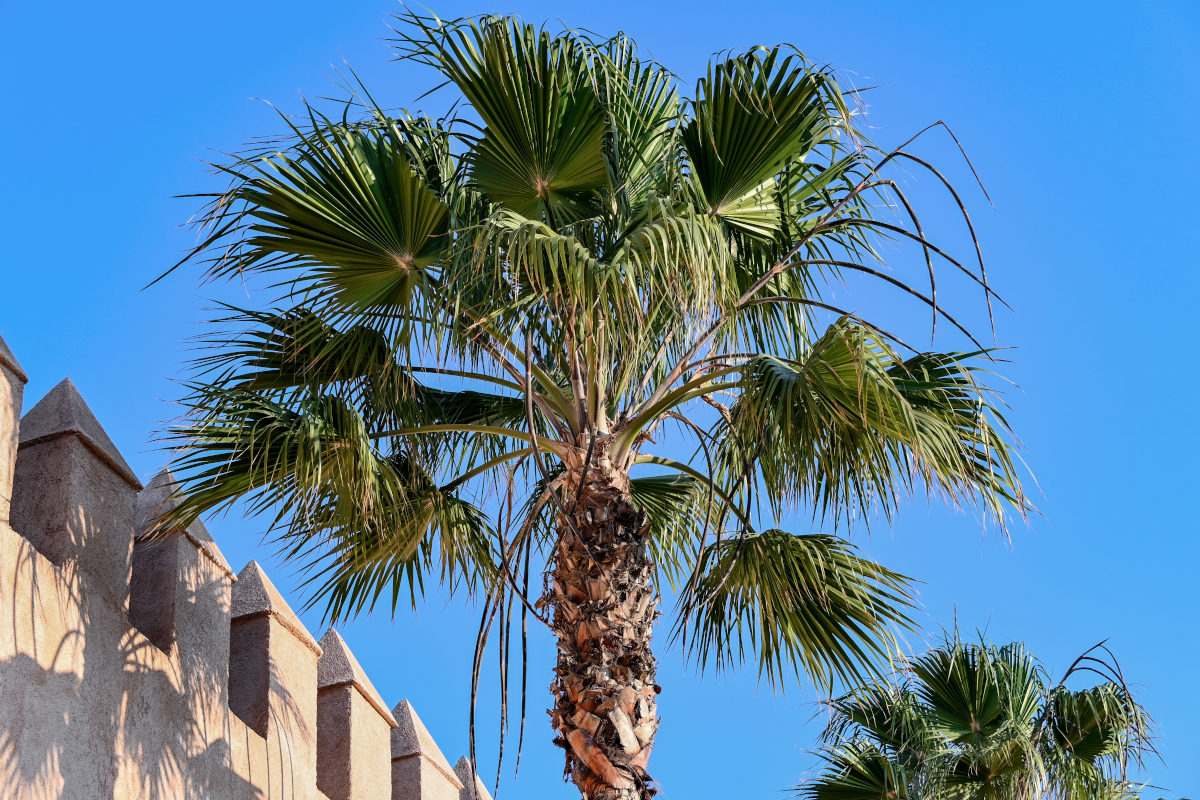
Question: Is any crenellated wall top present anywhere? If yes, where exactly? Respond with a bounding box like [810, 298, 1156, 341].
[0, 331, 482, 800]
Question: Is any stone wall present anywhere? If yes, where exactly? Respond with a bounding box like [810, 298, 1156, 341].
[0, 334, 492, 800]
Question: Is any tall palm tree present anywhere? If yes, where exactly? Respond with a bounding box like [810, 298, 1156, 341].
[163, 13, 1027, 800]
[799, 638, 1155, 800]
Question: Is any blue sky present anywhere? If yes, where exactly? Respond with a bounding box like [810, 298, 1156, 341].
[1, 0, 1197, 796]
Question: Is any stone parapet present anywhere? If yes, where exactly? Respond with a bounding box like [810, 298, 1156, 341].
[317, 629, 397, 800]
[391, 700, 464, 800]
[131, 470, 237, 656]
[453, 756, 495, 800]
[0, 333, 27, 526]
[0, 333, 475, 800]
[11, 378, 141, 611]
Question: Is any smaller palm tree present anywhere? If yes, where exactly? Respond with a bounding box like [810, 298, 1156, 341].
[799, 636, 1155, 800]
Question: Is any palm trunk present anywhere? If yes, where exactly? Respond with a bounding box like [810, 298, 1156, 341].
[548, 445, 659, 800]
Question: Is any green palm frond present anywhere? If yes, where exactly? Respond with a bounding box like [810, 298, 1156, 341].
[944, 734, 1036, 796]
[1045, 684, 1144, 763]
[628, 473, 708, 588]
[592, 34, 681, 208]
[166, 388, 379, 523]
[674, 529, 915, 690]
[295, 450, 501, 620]
[685, 46, 848, 240]
[192, 306, 396, 391]
[612, 197, 737, 326]
[472, 208, 610, 308]
[1046, 759, 1142, 800]
[913, 642, 1013, 744]
[190, 110, 452, 315]
[163, 384, 508, 618]
[723, 317, 1025, 527]
[186, 305, 532, 438]
[799, 741, 911, 800]
[825, 684, 938, 769]
[396, 13, 609, 223]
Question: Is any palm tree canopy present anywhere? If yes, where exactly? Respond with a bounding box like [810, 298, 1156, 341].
[800, 638, 1155, 800]
[165, 11, 1028, 702]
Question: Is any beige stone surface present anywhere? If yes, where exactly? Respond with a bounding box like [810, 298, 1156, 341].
[11, 378, 140, 615]
[136, 469, 235, 579]
[231, 560, 322, 653]
[318, 629, 398, 725]
[0, 343, 474, 800]
[453, 756, 495, 800]
[0, 334, 28, 383]
[229, 559, 322, 799]
[317, 629, 396, 800]
[391, 700, 464, 800]
[17, 377, 139, 489]
[0, 333, 26, 526]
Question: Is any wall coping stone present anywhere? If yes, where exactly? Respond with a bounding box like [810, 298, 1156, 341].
[136, 469, 236, 580]
[391, 699, 463, 789]
[231, 560, 322, 656]
[18, 377, 141, 489]
[0, 334, 28, 384]
[317, 628, 398, 727]
[454, 756, 495, 800]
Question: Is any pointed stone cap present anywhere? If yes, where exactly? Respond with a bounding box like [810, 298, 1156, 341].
[0, 334, 28, 384]
[317, 629, 397, 726]
[18, 378, 141, 489]
[231, 561, 321, 655]
[136, 470, 236, 580]
[391, 699, 462, 787]
[454, 756, 494, 800]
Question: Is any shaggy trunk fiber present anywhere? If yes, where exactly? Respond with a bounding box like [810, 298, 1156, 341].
[548, 445, 659, 799]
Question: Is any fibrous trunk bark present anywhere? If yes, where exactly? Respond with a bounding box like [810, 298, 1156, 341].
[548, 447, 659, 800]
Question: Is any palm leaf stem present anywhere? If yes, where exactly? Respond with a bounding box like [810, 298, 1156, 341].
[370, 423, 566, 455]
[633, 454, 752, 528]
[615, 370, 743, 456]
[440, 448, 535, 492]
[647, 122, 986, 413]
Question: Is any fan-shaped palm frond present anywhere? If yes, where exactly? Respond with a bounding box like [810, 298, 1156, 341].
[684, 47, 848, 239]
[398, 15, 609, 224]
[674, 529, 915, 690]
[721, 317, 1023, 527]
[190, 112, 452, 314]
[801, 742, 912, 800]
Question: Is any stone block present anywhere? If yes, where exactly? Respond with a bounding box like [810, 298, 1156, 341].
[317, 629, 397, 800]
[453, 756, 494, 800]
[0, 333, 27, 526]
[391, 699, 463, 800]
[10, 378, 141, 610]
[0, 342, 484, 800]
[130, 470, 236, 654]
[229, 560, 322, 795]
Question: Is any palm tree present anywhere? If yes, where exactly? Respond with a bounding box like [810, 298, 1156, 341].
[799, 638, 1155, 800]
[163, 13, 1028, 800]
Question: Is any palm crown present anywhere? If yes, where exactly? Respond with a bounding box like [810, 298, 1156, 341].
[801, 638, 1154, 800]
[166, 13, 1028, 799]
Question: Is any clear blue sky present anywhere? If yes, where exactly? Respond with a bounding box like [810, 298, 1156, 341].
[1, 0, 1196, 796]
